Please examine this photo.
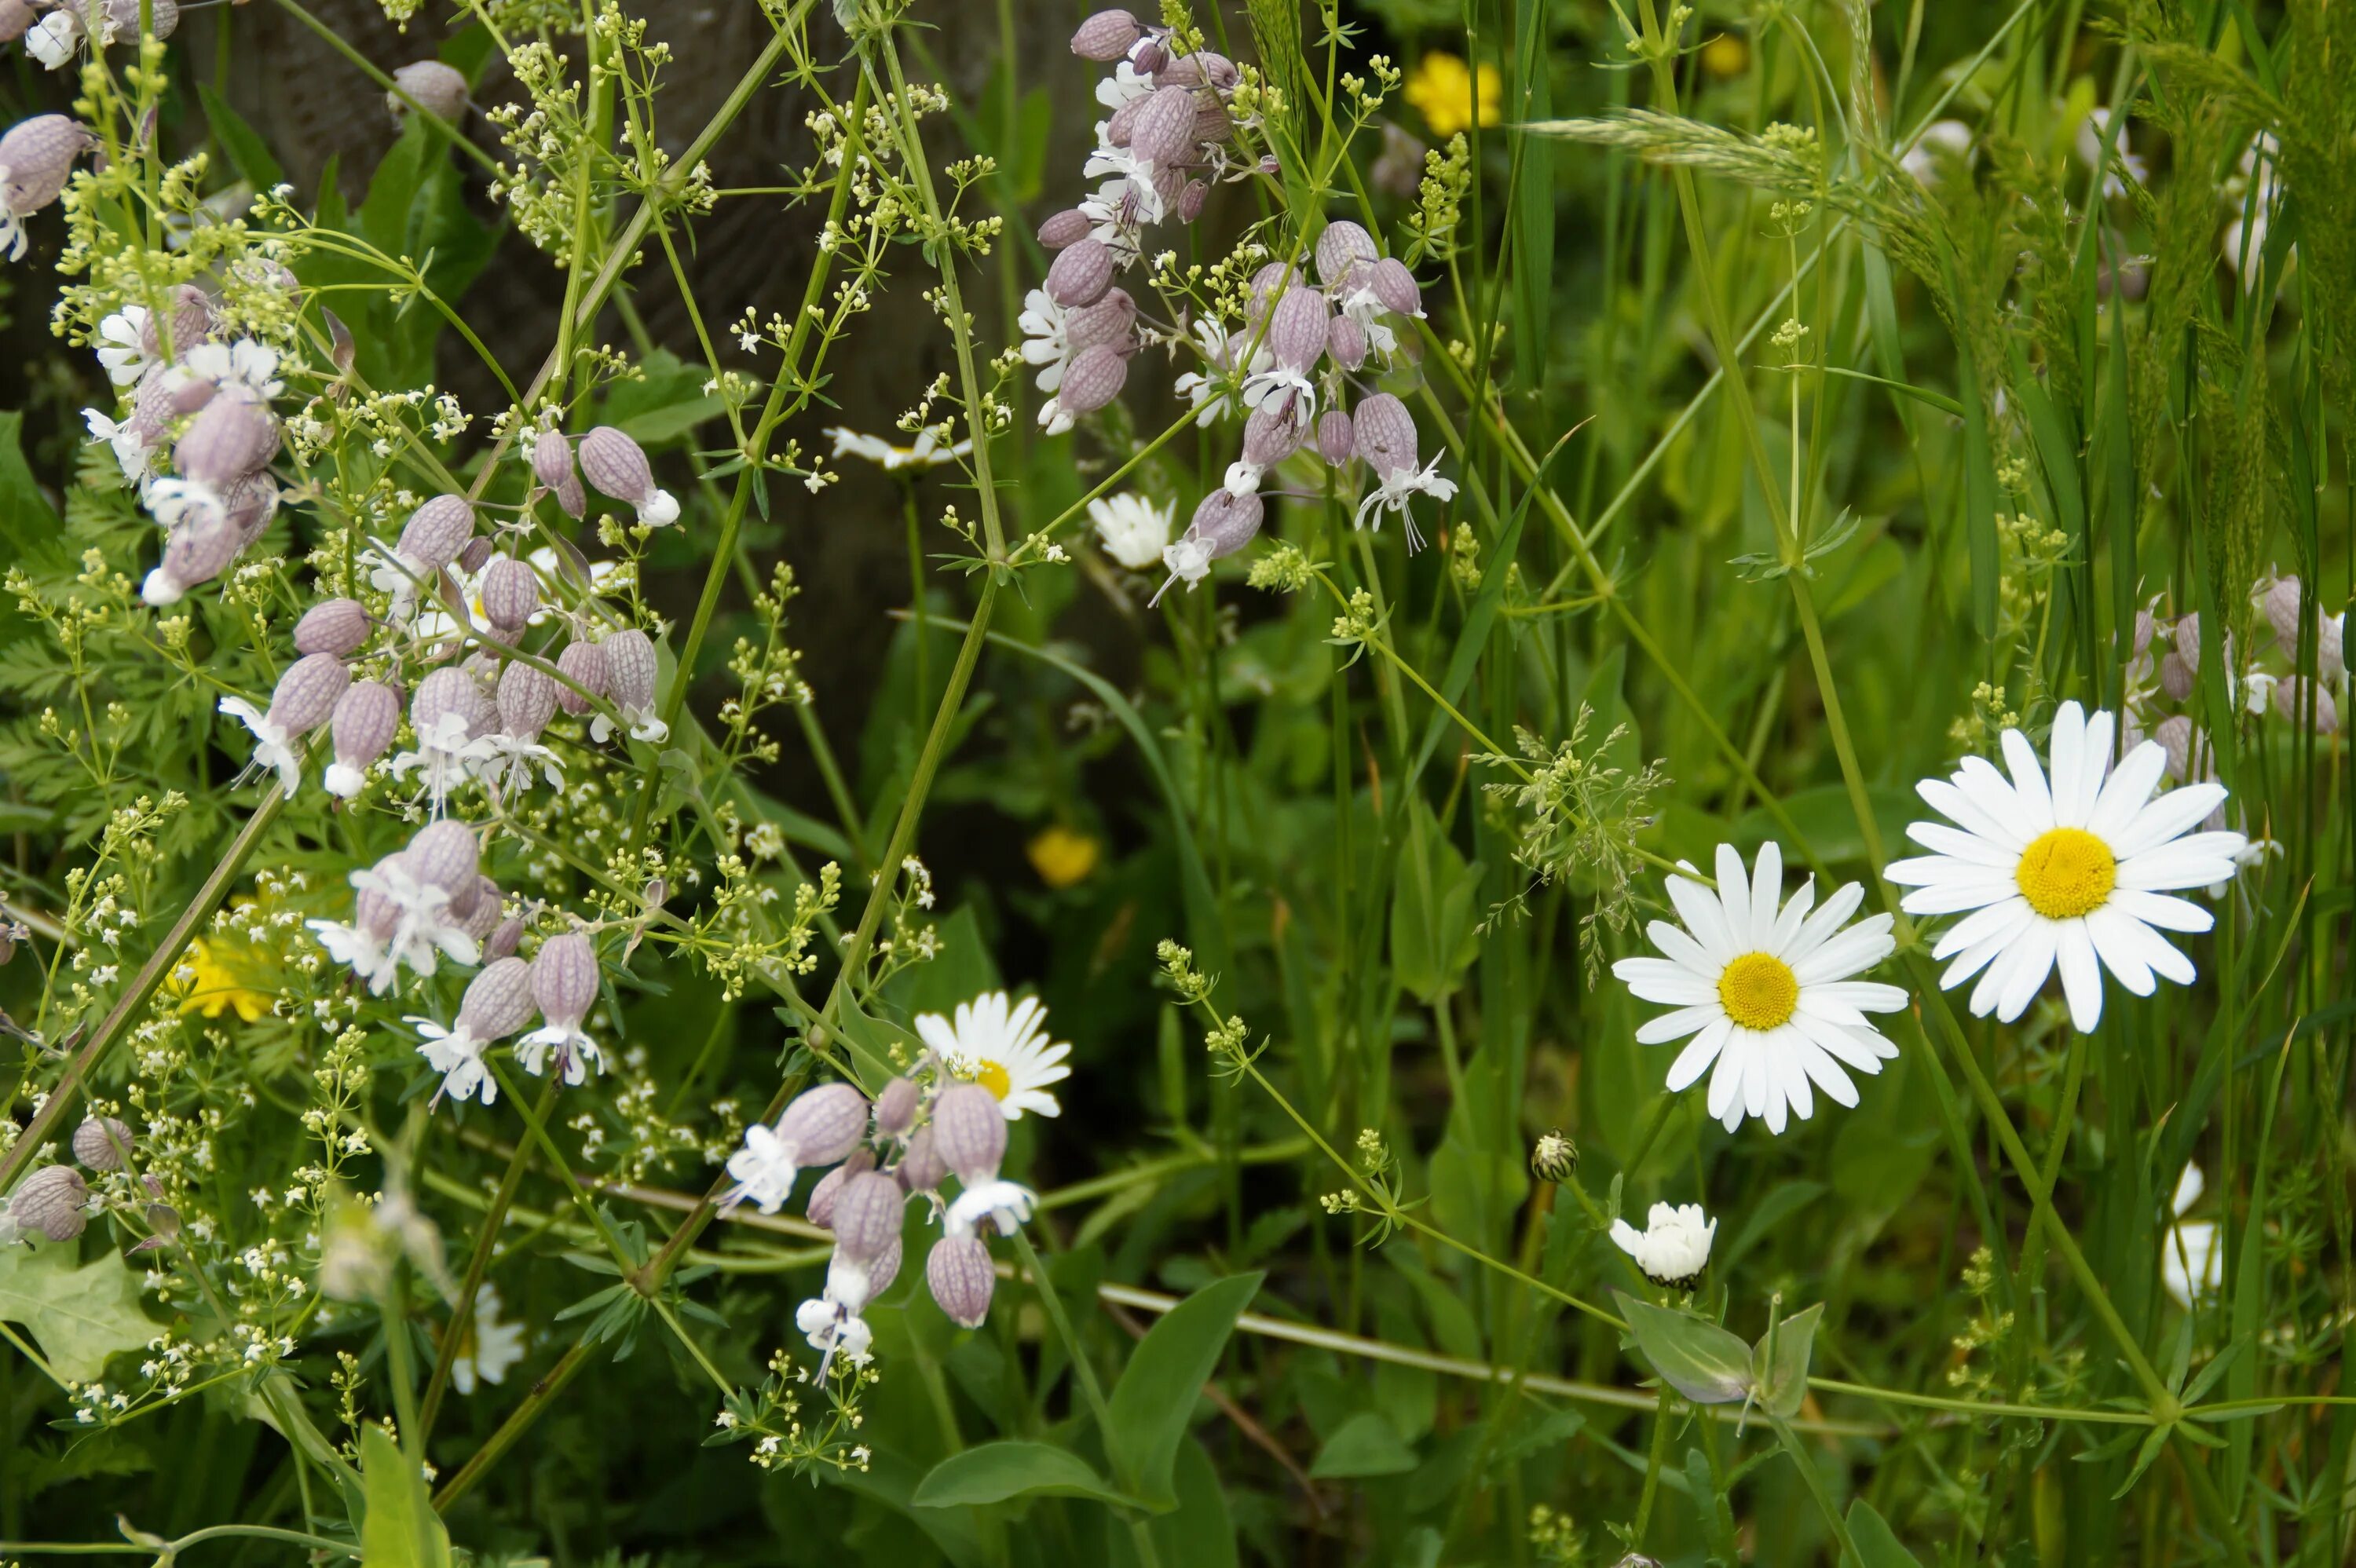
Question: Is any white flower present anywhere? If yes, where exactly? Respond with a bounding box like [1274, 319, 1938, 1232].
[143, 476, 228, 534]
[26, 11, 82, 70]
[96, 308, 152, 386]
[1609, 1201, 1717, 1287]
[1088, 492, 1173, 569]
[2076, 108, 2149, 196]
[1093, 60, 1154, 113]
[1886, 702, 2248, 1033]
[469, 731, 564, 796]
[2161, 1164, 2221, 1308]
[588, 704, 668, 747]
[85, 407, 157, 481]
[412, 1018, 495, 1106]
[1018, 288, 1074, 393]
[944, 1179, 1037, 1241]
[306, 917, 390, 993]
[390, 710, 494, 814]
[1612, 842, 1907, 1135]
[514, 1019, 602, 1085]
[1173, 317, 1270, 427]
[349, 859, 480, 994]
[217, 696, 302, 793]
[916, 992, 1071, 1120]
[1353, 455, 1456, 547]
[452, 1284, 526, 1394]
[1159, 536, 1213, 594]
[722, 1124, 800, 1215]
[825, 425, 971, 471]
[796, 1259, 876, 1369]
[177, 339, 284, 401]
[1900, 119, 1975, 184]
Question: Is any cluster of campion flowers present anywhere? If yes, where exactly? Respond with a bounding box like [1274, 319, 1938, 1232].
[1027, 9, 1452, 601]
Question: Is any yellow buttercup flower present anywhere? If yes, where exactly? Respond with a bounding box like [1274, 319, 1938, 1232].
[170, 935, 273, 1022]
[1402, 53, 1500, 139]
[1701, 32, 1749, 78]
[1026, 825, 1101, 889]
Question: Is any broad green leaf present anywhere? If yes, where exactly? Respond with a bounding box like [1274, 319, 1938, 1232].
[1309, 1411, 1418, 1478]
[1390, 800, 1483, 1002]
[196, 86, 285, 193]
[0, 1242, 155, 1383]
[359, 1424, 452, 1568]
[1751, 1301, 1824, 1419]
[1104, 1271, 1260, 1505]
[1616, 1292, 1752, 1405]
[1143, 1437, 1238, 1568]
[0, 411, 62, 566]
[911, 1440, 1132, 1509]
[1846, 1498, 1926, 1568]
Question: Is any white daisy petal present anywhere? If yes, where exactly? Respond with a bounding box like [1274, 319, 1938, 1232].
[2109, 889, 2215, 934]
[1994, 921, 2060, 1022]
[1919, 773, 2027, 850]
[1665, 1018, 1732, 1091]
[1999, 729, 2057, 830]
[2109, 784, 2228, 858]
[1954, 757, 2034, 837]
[1636, 1003, 1723, 1045]
[1898, 875, 2022, 916]
[1902, 821, 2019, 868]
[1663, 873, 1738, 963]
[2085, 740, 2168, 838]
[1797, 1043, 1861, 1107]
[2054, 921, 2105, 1032]
[2047, 701, 2086, 823]
[1747, 840, 1783, 948]
[1766, 875, 1816, 956]
[2085, 907, 2157, 996]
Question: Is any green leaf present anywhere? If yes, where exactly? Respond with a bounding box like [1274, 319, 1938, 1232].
[1309, 1411, 1419, 1478]
[912, 1440, 1134, 1510]
[0, 1242, 155, 1383]
[1143, 1437, 1238, 1568]
[1390, 800, 1483, 1002]
[196, 86, 285, 193]
[358, 1424, 452, 1568]
[1615, 1292, 1752, 1405]
[0, 411, 62, 567]
[1845, 1498, 1925, 1568]
[1104, 1272, 1260, 1505]
[1751, 1301, 1823, 1419]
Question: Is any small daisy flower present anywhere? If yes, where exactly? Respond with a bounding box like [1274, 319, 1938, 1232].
[1088, 492, 1173, 569]
[1609, 1201, 1716, 1289]
[1612, 842, 1907, 1135]
[916, 992, 1072, 1120]
[1886, 701, 2248, 1033]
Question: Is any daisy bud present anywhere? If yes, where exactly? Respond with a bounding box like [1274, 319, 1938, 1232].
[142, 514, 241, 605]
[554, 638, 607, 715]
[931, 1083, 1008, 1185]
[1267, 283, 1330, 370]
[1355, 392, 1420, 478]
[1529, 1129, 1579, 1185]
[777, 1082, 870, 1168]
[294, 597, 372, 657]
[1130, 86, 1200, 169]
[459, 877, 504, 942]
[388, 60, 468, 122]
[1057, 344, 1129, 418]
[485, 910, 526, 962]
[1064, 289, 1136, 356]
[2159, 651, 2196, 703]
[8, 1165, 88, 1242]
[457, 535, 494, 576]
[479, 555, 540, 632]
[807, 1149, 876, 1227]
[529, 427, 586, 520]
[898, 1124, 948, 1193]
[457, 956, 536, 1040]
[1, 115, 93, 260]
[530, 932, 599, 1033]
[1368, 258, 1424, 319]
[829, 1171, 906, 1265]
[174, 394, 279, 487]
[1176, 179, 1208, 222]
[1070, 8, 1142, 60]
[498, 657, 558, 741]
[600, 628, 658, 713]
[927, 1234, 996, 1328]
[1327, 313, 1367, 371]
[72, 1116, 135, 1171]
[325, 680, 401, 798]
[1038, 208, 1093, 249]
[2274, 674, 2339, 735]
[1045, 238, 1116, 309]
[408, 818, 480, 899]
[1317, 409, 1355, 465]
[269, 652, 351, 739]
[1315, 220, 1378, 288]
[398, 495, 475, 576]
[874, 1076, 920, 1138]
[579, 426, 679, 527]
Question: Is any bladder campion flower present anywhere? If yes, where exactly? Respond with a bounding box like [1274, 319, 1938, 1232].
[1886, 702, 2248, 1033]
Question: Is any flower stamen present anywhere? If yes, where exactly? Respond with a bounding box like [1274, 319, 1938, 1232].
[1718, 952, 1799, 1031]
[2015, 827, 2116, 919]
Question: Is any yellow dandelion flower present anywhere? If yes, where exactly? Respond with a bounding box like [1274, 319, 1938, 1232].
[170, 935, 273, 1022]
[1402, 53, 1501, 139]
[1701, 32, 1749, 78]
[1026, 825, 1101, 889]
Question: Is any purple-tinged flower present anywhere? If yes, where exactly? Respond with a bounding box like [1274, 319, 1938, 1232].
[1224, 400, 1307, 495]
[1037, 208, 1094, 248]
[589, 629, 668, 744]
[829, 1171, 906, 1264]
[411, 955, 535, 1106]
[518, 931, 602, 1084]
[140, 513, 242, 605]
[7, 1165, 89, 1242]
[931, 1083, 1008, 1185]
[554, 638, 608, 716]
[945, 1179, 1037, 1241]
[1315, 221, 1378, 289]
[897, 1124, 948, 1193]
[1044, 238, 1116, 309]
[1352, 393, 1455, 548]
[338, 848, 482, 994]
[579, 426, 678, 528]
[71, 1116, 134, 1171]
[873, 1076, 920, 1138]
[529, 426, 586, 520]
[390, 665, 493, 812]
[1, 115, 93, 260]
[218, 652, 349, 791]
[926, 1234, 995, 1327]
[324, 680, 401, 799]
[479, 556, 540, 632]
[295, 598, 373, 658]
[1173, 316, 1272, 427]
[371, 495, 476, 619]
[387, 60, 468, 122]
[1317, 409, 1355, 465]
[807, 1149, 877, 1227]
[1039, 343, 1129, 436]
[1070, 8, 1143, 60]
[1154, 487, 1264, 604]
[496, 657, 559, 743]
[305, 879, 401, 993]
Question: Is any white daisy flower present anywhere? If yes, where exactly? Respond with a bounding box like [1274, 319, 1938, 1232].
[1088, 492, 1173, 569]
[1612, 842, 1908, 1135]
[451, 1283, 526, 1394]
[915, 991, 1072, 1120]
[1886, 701, 2248, 1033]
[1608, 1201, 1717, 1288]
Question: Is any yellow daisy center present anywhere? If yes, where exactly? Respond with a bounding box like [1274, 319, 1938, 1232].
[970, 1059, 1012, 1102]
[1718, 952, 1799, 1032]
[2015, 827, 2116, 919]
